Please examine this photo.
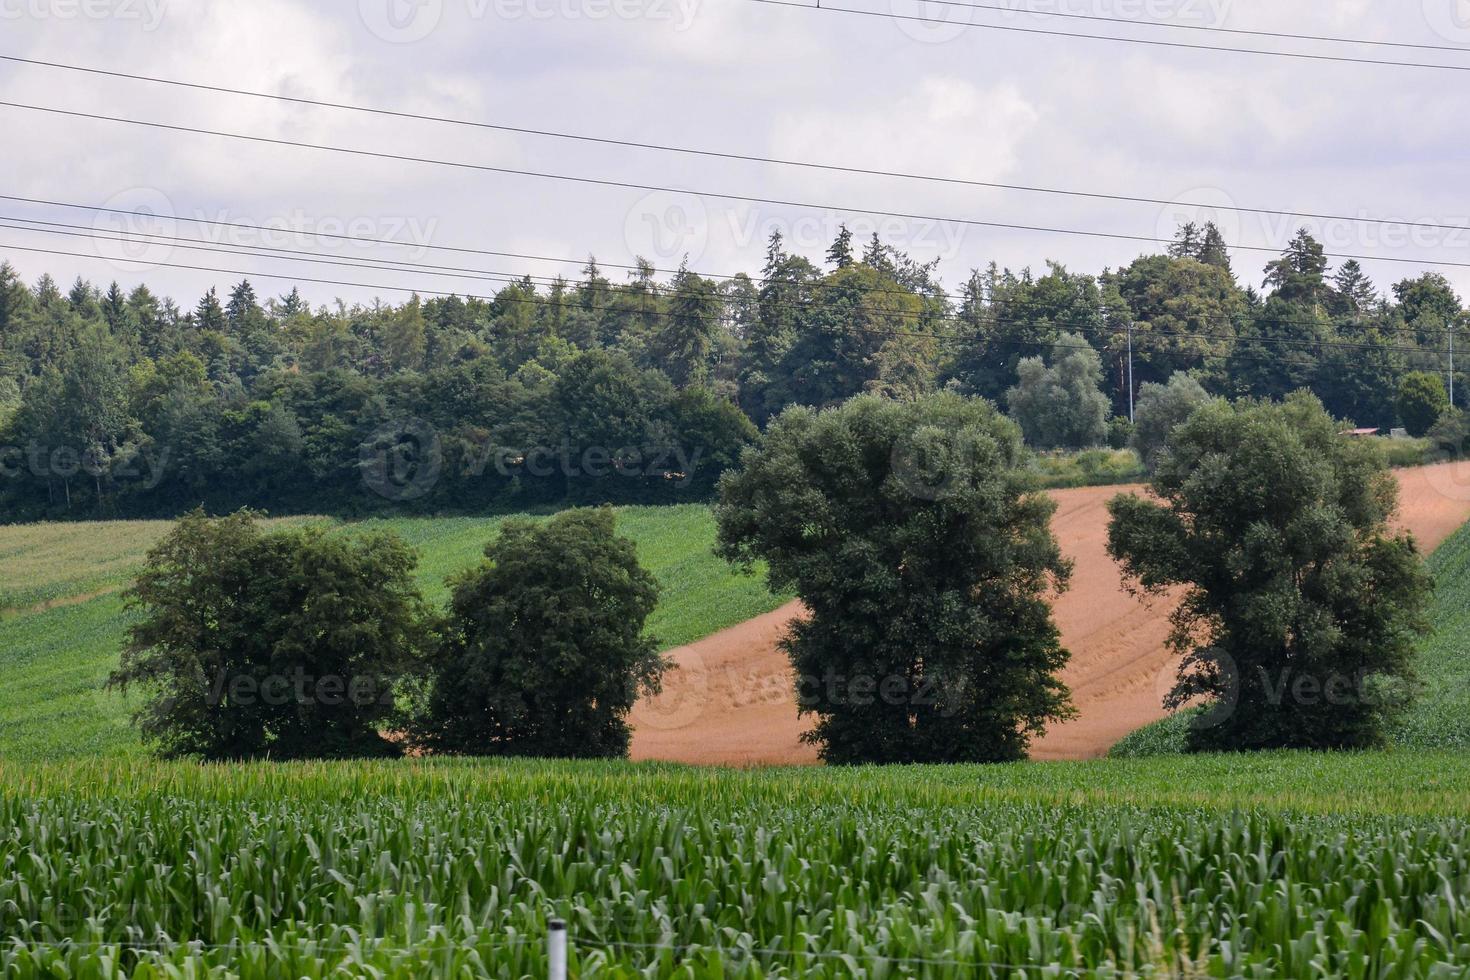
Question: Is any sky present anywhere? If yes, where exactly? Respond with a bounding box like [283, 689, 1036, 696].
[2, 0, 1470, 312]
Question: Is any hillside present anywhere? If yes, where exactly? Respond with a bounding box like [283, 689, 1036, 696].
[631, 461, 1470, 764]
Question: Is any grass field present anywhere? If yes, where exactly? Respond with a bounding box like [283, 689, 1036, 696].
[2, 753, 1469, 977]
[1111, 518, 1470, 758]
[0, 506, 789, 763]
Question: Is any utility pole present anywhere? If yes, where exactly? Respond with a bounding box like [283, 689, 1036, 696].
[1451, 321, 1457, 409]
[1127, 321, 1136, 423]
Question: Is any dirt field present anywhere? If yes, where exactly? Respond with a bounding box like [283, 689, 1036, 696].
[629, 461, 1470, 765]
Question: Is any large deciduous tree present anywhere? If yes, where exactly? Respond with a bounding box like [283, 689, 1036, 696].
[109, 510, 431, 760]
[1005, 332, 1110, 450]
[1107, 393, 1432, 751]
[413, 508, 664, 758]
[716, 392, 1075, 764]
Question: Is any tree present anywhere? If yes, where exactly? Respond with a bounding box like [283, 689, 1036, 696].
[715, 392, 1075, 764]
[650, 264, 721, 388]
[1397, 371, 1450, 437]
[1130, 372, 1213, 469]
[1005, 333, 1110, 450]
[1107, 393, 1432, 751]
[413, 508, 664, 757]
[1263, 228, 1330, 309]
[193, 287, 227, 333]
[109, 511, 431, 760]
[825, 223, 854, 270]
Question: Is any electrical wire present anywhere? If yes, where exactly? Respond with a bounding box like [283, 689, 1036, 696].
[6, 101, 1470, 277]
[1, 54, 1465, 238]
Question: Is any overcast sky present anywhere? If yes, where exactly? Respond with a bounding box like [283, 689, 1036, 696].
[3, 0, 1470, 312]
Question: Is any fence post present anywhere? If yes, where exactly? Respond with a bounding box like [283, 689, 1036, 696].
[548, 918, 568, 980]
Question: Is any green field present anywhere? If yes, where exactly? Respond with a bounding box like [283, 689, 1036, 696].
[2, 753, 1469, 977]
[0, 506, 789, 763]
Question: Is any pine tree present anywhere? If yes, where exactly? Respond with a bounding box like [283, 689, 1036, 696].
[194, 288, 227, 332]
[825, 224, 854, 270]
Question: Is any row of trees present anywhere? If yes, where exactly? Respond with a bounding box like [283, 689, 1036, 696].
[716, 389, 1433, 761]
[117, 385, 1435, 762]
[111, 507, 665, 760]
[2, 223, 1463, 518]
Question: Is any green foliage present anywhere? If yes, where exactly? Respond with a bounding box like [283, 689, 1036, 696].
[1005, 332, 1110, 450]
[0, 506, 789, 763]
[1390, 519, 1470, 749]
[1028, 447, 1145, 489]
[108, 510, 431, 760]
[1105, 414, 1133, 450]
[5, 753, 1470, 975]
[716, 392, 1074, 763]
[1107, 393, 1434, 752]
[1397, 371, 1450, 437]
[1129, 371, 1213, 469]
[414, 508, 663, 758]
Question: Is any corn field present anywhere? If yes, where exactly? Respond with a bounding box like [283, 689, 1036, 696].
[2, 756, 1469, 978]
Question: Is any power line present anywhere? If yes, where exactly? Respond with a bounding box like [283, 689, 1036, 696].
[2, 54, 1466, 239]
[4, 194, 1454, 345]
[1, 237, 1452, 362]
[8, 101, 1470, 278]
[884, 0, 1470, 54]
[745, 0, 1470, 73]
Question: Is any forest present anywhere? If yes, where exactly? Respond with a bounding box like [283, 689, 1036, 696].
[0, 222, 1462, 519]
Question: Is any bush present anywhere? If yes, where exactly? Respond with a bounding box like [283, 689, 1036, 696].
[413, 508, 664, 758]
[1129, 373, 1213, 470]
[716, 392, 1075, 764]
[1005, 333, 1110, 450]
[1106, 415, 1134, 450]
[109, 510, 430, 760]
[1397, 372, 1450, 437]
[1107, 392, 1434, 752]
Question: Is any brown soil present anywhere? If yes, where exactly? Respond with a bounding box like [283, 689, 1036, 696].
[629, 461, 1470, 765]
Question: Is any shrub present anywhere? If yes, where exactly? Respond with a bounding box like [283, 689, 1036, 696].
[413, 508, 664, 758]
[1397, 372, 1450, 437]
[716, 392, 1075, 764]
[109, 510, 430, 760]
[1005, 333, 1110, 450]
[1107, 393, 1434, 752]
[1129, 372, 1213, 470]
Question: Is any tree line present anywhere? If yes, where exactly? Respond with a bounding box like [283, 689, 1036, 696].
[0, 223, 1464, 519]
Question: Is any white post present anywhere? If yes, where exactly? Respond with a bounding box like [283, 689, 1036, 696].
[548, 918, 567, 980]
[1450, 323, 1456, 409]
